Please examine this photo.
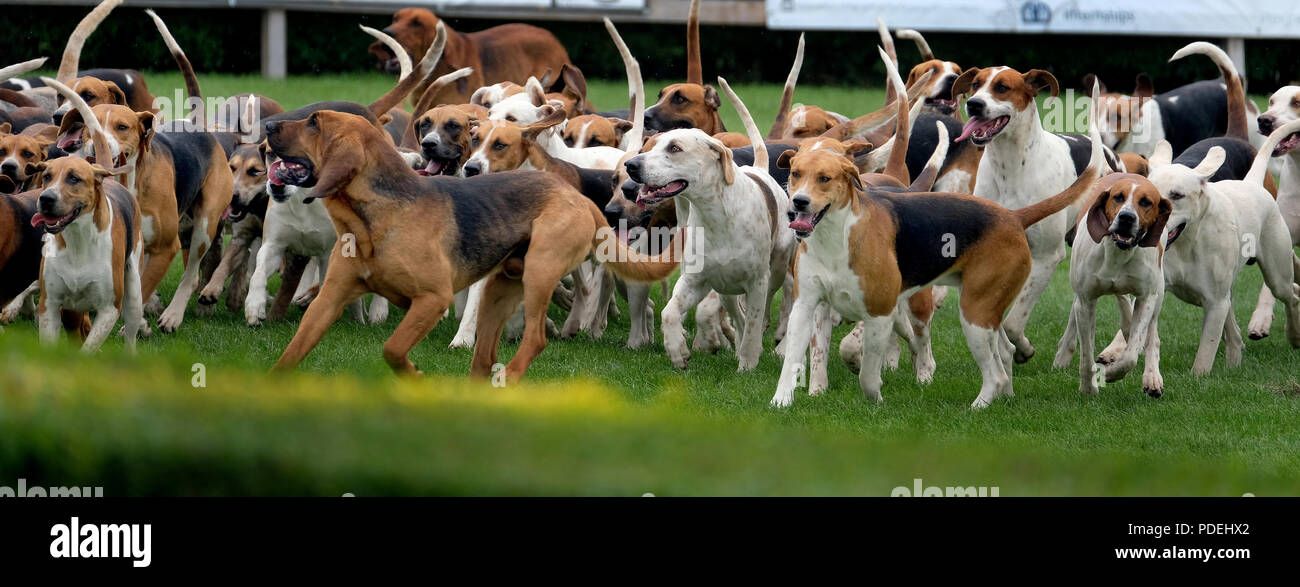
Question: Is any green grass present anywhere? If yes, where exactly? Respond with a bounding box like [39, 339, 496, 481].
[1, 72, 1297, 496]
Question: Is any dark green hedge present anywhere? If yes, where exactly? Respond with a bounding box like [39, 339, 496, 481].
[2, 6, 1297, 90]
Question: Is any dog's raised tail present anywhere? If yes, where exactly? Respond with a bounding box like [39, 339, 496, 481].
[896, 29, 935, 62]
[880, 45, 912, 186]
[686, 0, 702, 85]
[1015, 79, 1104, 228]
[0, 58, 47, 85]
[146, 10, 203, 128]
[767, 33, 805, 139]
[909, 121, 949, 192]
[877, 18, 900, 105]
[369, 21, 446, 116]
[41, 76, 111, 165]
[605, 18, 644, 152]
[1170, 41, 1248, 141]
[589, 205, 682, 284]
[361, 25, 412, 81]
[1246, 119, 1300, 187]
[717, 77, 766, 171]
[57, 0, 122, 83]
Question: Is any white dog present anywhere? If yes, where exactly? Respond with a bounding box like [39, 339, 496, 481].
[623, 78, 796, 371]
[1248, 89, 1300, 339]
[1145, 127, 1300, 374]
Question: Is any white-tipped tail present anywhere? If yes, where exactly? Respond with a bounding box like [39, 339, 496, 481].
[361, 25, 412, 80]
[896, 29, 935, 62]
[1169, 41, 1237, 77]
[605, 18, 645, 153]
[0, 58, 47, 83]
[1246, 119, 1300, 186]
[58, 0, 122, 82]
[1086, 78, 1104, 173]
[717, 77, 766, 172]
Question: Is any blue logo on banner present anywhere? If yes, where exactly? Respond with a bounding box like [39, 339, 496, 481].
[1021, 1, 1052, 24]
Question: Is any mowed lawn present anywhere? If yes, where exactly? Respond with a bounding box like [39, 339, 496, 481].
[1, 72, 1297, 496]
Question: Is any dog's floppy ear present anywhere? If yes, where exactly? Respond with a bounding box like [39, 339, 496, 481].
[56, 107, 84, 141]
[1134, 73, 1154, 98]
[105, 81, 127, 106]
[526, 77, 547, 107]
[776, 148, 796, 170]
[0, 122, 10, 135]
[1148, 140, 1173, 168]
[560, 64, 588, 111]
[32, 125, 58, 148]
[703, 85, 721, 110]
[950, 67, 979, 100]
[707, 136, 735, 185]
[1085, 189, 1112, 244]
[842, 140, 873, 159]
[311, 139, 363, 200]
[521, 103, 566, 139]
[1023, 69, 1059, 99]
[470, 86, 491, 108]
[90, 162, 133, 180]
[1193, 146, 1226, 180]
[1140, 197, 1172, 248]
[136, 111, 155, 155]
[1082, 73, 1106, 95]
[612, 118, 633, 139]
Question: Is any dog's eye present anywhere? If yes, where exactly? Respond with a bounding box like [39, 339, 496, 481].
[994, 83, 1009, 93]
[471, 137, 481, 147]
[0, 149, 6, 156]
[493, 141, 507, 151]
[66, 175, 80, 185]
[590, 140, 604, 147]
[505, 115, 517, 122]
[1169, 192, 1185, 201]
[43, 173, 52, 183]
[80, 92, 94, 102]
[564, 137, 574, 147]
[116, 124, 129, 132]
[790, 171, 801, 180]
[818, 175, 831, 183]
[248, 168, 262, 177]
[1138, 198, 1151, 208]
[672, 93, 686, 105]
[445, 122, 460, 132]
[1112, 194, 1124, 203]
[22, 150, 34, 159]
[668, 144, 681, 153]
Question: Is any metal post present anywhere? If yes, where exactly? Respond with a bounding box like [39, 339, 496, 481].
[261, 9, 287, 79]
[1225, 37, 1246, 78]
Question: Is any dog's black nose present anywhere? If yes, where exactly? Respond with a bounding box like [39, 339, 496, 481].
[620, 178, 639, 201]
[0, 161, 16, 175]
[1258, 115, 1276, 134]
[792, 195, 810, 211]
[463, 162, 482, 177]
[624, 157, 643, 181]
[603, 201, 623, 226]
[966, 98, 986, 118]
[38, 191, 56, 210]
[264, 120, 281, 135]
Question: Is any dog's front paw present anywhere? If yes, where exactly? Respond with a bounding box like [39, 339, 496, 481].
[769, 391, 793, 408]
[1103, 357, 1136, 383]
[197, 287, 221, 306]
[157, 306, 185, 333]
[0, 305, 21, 324]
[1142, 370, 1164, 398]
[667, 346, 691, 370]
[915, 354, 936, 385]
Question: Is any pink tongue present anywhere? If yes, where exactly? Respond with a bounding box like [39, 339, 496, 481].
[789, 212, 815, 232]
[30, 212, 55, 227]
[268, 160, 285, 186]
[57, 132, 80, 150]
[955, 118, 995, 143]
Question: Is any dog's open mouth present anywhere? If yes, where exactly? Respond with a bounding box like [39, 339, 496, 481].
[637, 180, 687, 207]
[30, 203, 83, 234]
[270, 158, 314, 187]
[787, 204, 829, 239]
[418, 157, 458, 176]
[1165, 222, 1186, 247]
[1110, 230, 1138, 250]
[1273, 132, 1300, 156]
[57, 126, 84, 152]
[956, 115, 1010, 145]
[223, 199, 248, 222]
[925, 97, 957, 115]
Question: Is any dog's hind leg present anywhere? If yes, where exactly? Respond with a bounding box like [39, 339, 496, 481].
[451, 278, 487, 348]
[122, 249, 143, 354]
[1001, 249, 1066, 364]
[268, 254, 310, 321]
[0, 281, 38, 323]
[1052, 304, 1078, 369]
[1097, 295, 1134, 365]
[471, 274, 524, 379]
[80, 305, 119, 353]
[625, 281, 654, 349]
[1222, 307, 1244, 369]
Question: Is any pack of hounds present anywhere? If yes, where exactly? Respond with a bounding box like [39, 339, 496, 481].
[2, 0, 1298, 408]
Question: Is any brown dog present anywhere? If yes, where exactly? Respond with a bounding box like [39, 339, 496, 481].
[369, 8, 571, 106]
[263, 110, 679, 382]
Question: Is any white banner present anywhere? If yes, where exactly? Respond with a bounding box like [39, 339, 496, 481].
[766, 0, 1300, 38]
